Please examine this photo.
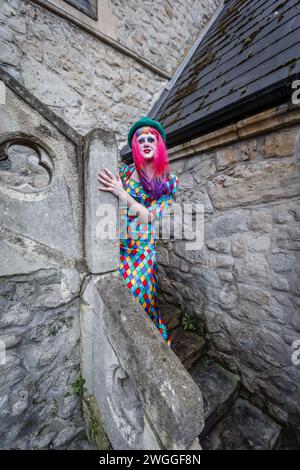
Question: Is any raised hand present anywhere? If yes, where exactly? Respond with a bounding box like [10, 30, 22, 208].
[97, 168, 125, 198]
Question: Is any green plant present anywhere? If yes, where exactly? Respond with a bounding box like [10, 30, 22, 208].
[205, 354, 214, 366]
[182, 313, 197, 332]
[70, 375, 86, 399]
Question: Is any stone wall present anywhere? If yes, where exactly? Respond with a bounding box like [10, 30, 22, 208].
[0, 0, 222, 449]
[0, 268, 92, 450]
[157, 122, 300, 441]
[80, 272, 204, 450]
[81, 127, 204, 450]
[0, 69, 204, 451]
[106, 0, 220, 75]
[0, 0, 221, 147]
[0, 75, 99, 449]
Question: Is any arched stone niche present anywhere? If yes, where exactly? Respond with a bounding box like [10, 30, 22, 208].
[0, 138, 53, 196]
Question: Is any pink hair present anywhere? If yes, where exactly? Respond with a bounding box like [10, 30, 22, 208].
[131, 127, 171, 199]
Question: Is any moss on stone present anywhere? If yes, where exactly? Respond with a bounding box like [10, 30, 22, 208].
[83, 395, 112, 450]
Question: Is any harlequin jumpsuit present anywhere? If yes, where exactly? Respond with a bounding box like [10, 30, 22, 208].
[118, 161, 179, 349]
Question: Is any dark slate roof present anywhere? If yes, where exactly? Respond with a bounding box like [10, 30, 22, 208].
[121, 0, 300, 158]
[154, 0, 300, 147]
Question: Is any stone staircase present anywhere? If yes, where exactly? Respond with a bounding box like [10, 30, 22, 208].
[159, 301, 284, 450]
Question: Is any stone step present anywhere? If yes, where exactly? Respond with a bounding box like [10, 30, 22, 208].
[201, 398, 282, 450]
[170, 327, 205, 370]
[189, 358, 240, 438]
[158, 302, 182, 331]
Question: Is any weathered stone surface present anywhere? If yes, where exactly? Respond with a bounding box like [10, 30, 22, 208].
[182, 285, 196, 300]
[216, 146, 239, 170]
[206, 237, 231, 254]
[158, 277, 182, 306]
[250, 208, 273, 233]
[162, 129, 300, 432]
[208, 160, 300, 209]
[0, 270, 91, 449]
[22, 61, 82, 108]
[180, 260, 190, 272]
[272, 251, 298, 274]
[218, 271, 234, 282]
[237, 232, 273, 262]
[111, 0, 221, 75]
[239, 140, 257, 161]
[1, 0, 299, 451]
[171, 327, 206, 371]
[158, 126, 300, 443]
[182, 187, 214, 215]
[234, 252, 271, 286]
[81, 275, 161, 450]
[82, 395, 112, 450]
[83, 129, 120, 274]
[0, 351, 25, 392]
[213, 254, 233, 269]
[205, 210, 251, 239]
[273, 226, 300, 252]
[168, 251, 181, 269]
[193, 156, 216, 181]
[261, 128, 297, 158]
[67, 434, 98, 450]
[190, 359, 240, 437]
[52, 425, 84, 448]
[0, 228, 60, 276]
[158, 302, 182, 330]
[0, 68, 96, 450]
[0, 87, 82, 259]
[0, 0, 224, 452]
[0, 0, 222, 145]
[95, 272, 205, 450]
[202, 399, 282, 450]
[178, 173, 194, 191]
[157, 246, 170, 266]
[237, 284, 270, 305]
[0, 40, 22, 66]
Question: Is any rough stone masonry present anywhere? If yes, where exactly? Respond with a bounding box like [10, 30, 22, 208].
[0, 0, 222, 450]
[0, 0, 221, 148]
[157, 124, 300, 444]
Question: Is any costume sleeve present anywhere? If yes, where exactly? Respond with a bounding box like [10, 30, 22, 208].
[118, 160, 128, 184]
[148, 174, 179, 220]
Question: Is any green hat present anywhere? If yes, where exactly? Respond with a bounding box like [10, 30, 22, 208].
[127, 117, 166, 148]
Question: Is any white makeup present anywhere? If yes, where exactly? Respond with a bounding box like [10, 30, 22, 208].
[137, 132, 157, 160]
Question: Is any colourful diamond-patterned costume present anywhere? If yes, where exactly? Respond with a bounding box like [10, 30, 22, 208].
[118, 161, 179, 348]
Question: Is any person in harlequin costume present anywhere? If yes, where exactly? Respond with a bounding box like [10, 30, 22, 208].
[97, 117, 179, 348]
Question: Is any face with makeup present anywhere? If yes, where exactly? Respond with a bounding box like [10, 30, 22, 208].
[136, 128, 157, 160]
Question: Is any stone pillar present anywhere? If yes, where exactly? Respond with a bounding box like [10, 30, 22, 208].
[83, 128, 120, 274]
